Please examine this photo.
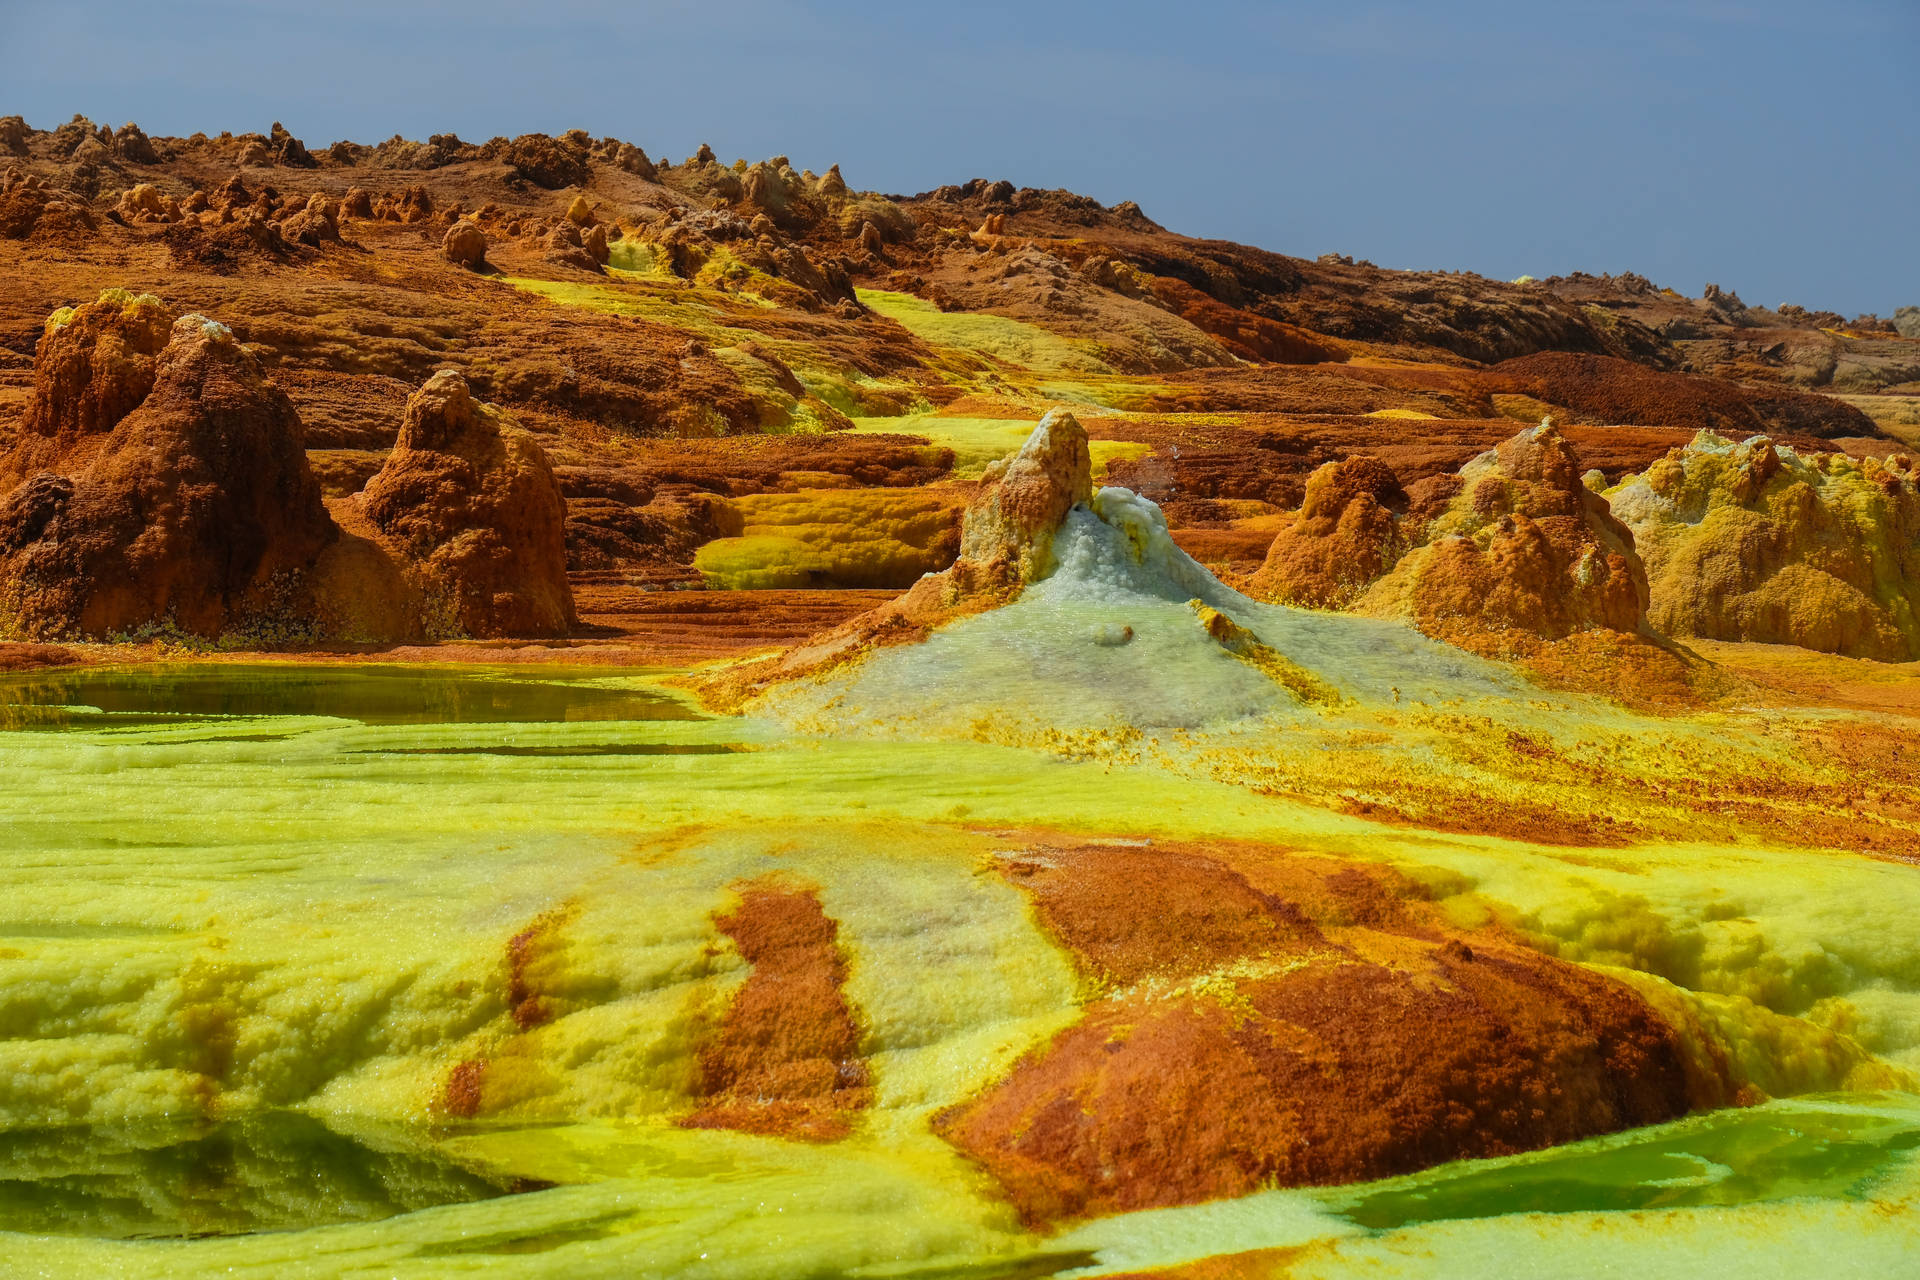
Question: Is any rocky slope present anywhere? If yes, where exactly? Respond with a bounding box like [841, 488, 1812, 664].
[0, 113, 1913, 671]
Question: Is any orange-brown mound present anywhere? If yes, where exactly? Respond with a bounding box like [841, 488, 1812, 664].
[681, 878, 871, 1142]
[0, 641, 77, 670]
[1246, 456, 1405, 609]
[0, 313, 341, 639]
[936, 838, 1728, 1224]
[1367, 421, 1649, 639]
[1101, 1245, 1310, 1280]
[363, 370, 575, 638]
[1435, 624, 1720, 712]
[6, 290, 172, 486]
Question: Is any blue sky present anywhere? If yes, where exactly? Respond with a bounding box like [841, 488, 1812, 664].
[4, 0, 1915, 316]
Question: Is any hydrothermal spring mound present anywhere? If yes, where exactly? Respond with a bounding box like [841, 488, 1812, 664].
[1, 436, 1919, 1276]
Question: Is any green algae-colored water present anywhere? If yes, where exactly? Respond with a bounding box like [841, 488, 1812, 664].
[1, 664, 1916, 1277]
[0, 663, 702, 728]
[0, 1111, 531, 1239]
[1330, 1095, 1920, 1229]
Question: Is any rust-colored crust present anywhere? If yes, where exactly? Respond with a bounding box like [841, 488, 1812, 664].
[936, 837, 1728, 1225]
[680, 877, 872, 1142]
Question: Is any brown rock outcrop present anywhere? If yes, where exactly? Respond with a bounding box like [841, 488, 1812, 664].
[543, 220, 601, 272]
[114, 183, 179, 224]
[5, 290, 175, 487]
[1, 169, 97, 241]
[396, 185, 433, 223]
[581, 222, 609, 266]
[278, 202, 340, 247]
[442, 219, 487, 269]
[270, 123, 316, 169]
[498, 133, 590, 190]
[112, 122, 159, 164]
[0, 313, 341, 639]
[613, 142, 656, 179]
[362, 371, 576, 637]
[1490, 351, 1873, 440]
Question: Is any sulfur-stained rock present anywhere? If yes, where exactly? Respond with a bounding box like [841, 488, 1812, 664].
[935, 842, 1715, 1225]
[958, 407, 1093, 584]
[0, 313, 341, 639]
[565, 194, 595, 226]
[341, 186, 372, 219]
[362, 370, 576, 637]
[1606, 433, 1920, 660]
[443, 219, 488, 269]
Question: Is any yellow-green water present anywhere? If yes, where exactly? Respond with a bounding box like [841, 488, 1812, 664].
[1, 664, 1916, 1278]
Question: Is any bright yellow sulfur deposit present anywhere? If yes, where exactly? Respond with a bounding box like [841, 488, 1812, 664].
[856, 289, 1112, 377]
[0, 656, 1918, 1273]
[694, 489, 964, 588]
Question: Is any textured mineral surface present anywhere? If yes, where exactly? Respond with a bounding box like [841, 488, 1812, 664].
[0, 116, 1917, 1279]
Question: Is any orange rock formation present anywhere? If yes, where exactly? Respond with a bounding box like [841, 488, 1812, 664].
[364, 371, 576, 638]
